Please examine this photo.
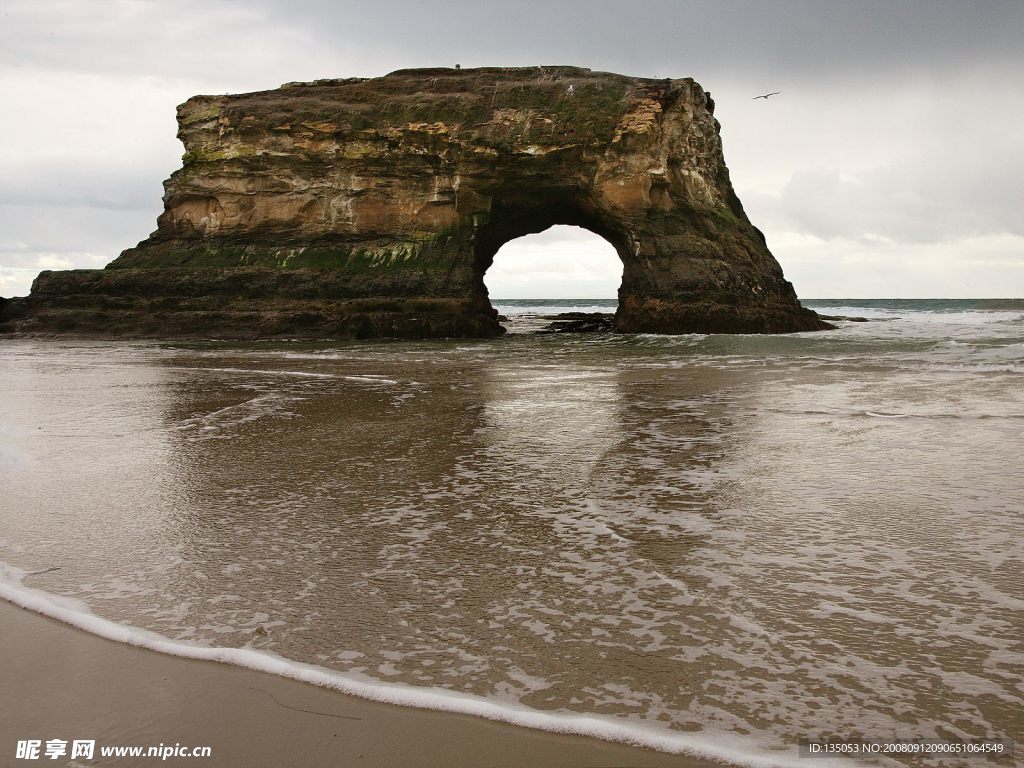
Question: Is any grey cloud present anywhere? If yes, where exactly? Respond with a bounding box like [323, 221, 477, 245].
[518, 226, 614, 246]
[0, 0, 346, 89]
[253, 0, 1024, 81]
[6, 0, 1022, 87]
[0, 204, 158, 267]
[748, 146, 1024, 245]
[0, 162, 167, 211]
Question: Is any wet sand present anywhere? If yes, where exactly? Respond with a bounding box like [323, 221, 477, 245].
[0, 601, 719, 768]
[4, 335, 1020, 765]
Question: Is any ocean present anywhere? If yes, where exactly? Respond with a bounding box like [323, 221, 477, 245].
[2, 298, 1022, 766]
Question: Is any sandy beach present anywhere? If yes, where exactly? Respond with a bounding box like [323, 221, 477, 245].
[0, 600, 718, 767]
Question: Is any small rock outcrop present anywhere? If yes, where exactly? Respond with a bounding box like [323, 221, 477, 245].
[2, 66, 830, 338]
[537, 313, 615, 334]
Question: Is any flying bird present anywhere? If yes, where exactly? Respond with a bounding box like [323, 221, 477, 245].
[752, 91, 781, 100]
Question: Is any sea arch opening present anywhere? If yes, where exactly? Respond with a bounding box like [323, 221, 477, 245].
[481, 225, 624, 330]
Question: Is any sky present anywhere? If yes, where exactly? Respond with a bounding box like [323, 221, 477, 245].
[1, 0, 1022, 299]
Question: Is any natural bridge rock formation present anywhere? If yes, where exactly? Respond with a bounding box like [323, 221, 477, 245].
[3, 66, 829, 338]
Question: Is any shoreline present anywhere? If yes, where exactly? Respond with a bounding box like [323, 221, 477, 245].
[0, 600, 724, 767]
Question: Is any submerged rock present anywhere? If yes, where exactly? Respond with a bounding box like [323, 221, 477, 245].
[2, 66, 831, 338]
[818, 314, 871, 322]
[536, 312, 615, 334]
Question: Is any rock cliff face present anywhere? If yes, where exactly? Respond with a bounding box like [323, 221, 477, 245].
[2, 66, 829, 337]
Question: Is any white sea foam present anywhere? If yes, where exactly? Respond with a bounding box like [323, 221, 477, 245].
[809, 602, 898, 625]
[342, 375, 399, 385]
[170, 392, 298, 438]
[173, 366, 337, 379]
[492, 303, 617, 316]
[925, 363, 1022, 374]
[0, 561, 860, 768]
[176, 366, 408, 383]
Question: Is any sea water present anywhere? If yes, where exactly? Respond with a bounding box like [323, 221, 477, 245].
[1, 299, 1022, 766]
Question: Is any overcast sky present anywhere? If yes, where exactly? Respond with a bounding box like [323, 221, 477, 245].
[2, 0, 1022, 298]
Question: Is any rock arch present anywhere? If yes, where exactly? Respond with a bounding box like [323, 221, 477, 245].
[473, 203, 630, 300]
[3, 67, 829, 338]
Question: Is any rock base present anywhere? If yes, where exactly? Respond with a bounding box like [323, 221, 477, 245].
[616, 296, 831, 334]
[1, 269, 833, 339]
[1, 269, 503, 339]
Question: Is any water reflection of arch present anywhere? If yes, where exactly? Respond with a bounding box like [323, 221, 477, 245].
[150, 345, 748, 712]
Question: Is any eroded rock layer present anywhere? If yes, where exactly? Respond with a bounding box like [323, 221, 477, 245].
[3, 66, 829, 337]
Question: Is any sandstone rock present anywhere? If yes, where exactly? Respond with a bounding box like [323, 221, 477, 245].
[2, 66, 831, 338]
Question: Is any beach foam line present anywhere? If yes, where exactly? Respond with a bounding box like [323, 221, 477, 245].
[342, 375, 399, 385]
[0, 561, 853, 768]
[172, 366, 338, 379]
